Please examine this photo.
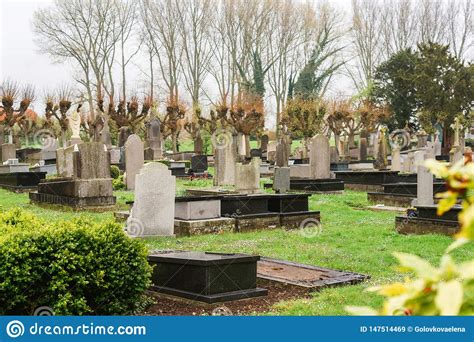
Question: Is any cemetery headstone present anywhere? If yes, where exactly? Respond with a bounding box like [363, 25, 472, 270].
[125, 134, 144, 190]
[267, 141, 277, 162]
[194, 134, 203, 154]
[128, 162, 175, 237]
[0, 144, 16, 163]
[359, 136, 368, 160]
[250, 148, 262, 158]
[374, 128, 388, 170]
[391, 146, 401, 172]
[276, 138, 289, 167]
[416, 130, 428, 148]
[412, 150, 433, 206]
[273, 167, 290, 194]
[144, 118, 163, 160]
[214, 135, 236, 186]
[260, 134, 269, 152]
[190, 154, 208, 173]
[235, 157, 260, 193]
[309, 134, 330, 179]
[100, 118, 112, 150]
[118, 126, 132, 148]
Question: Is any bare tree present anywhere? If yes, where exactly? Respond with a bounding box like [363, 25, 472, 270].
[141, 0, 182, 103]
[349, 0, 385, 90]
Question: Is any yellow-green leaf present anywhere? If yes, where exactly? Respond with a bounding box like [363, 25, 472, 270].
[345, 306, 378, 316]
[435, 280, 463, 315]
[393, 252, 437, 279]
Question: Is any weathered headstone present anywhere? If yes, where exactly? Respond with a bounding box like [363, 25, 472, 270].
[56, 145, 75, 177]
[434, 131, 442, 156]
[214, 135, 236, 186]
[330, 146, 338, 163]
[374, 128, 388, 170]
[412, 150, 433, 206]
[0, 126, 4, 144]
[128, 162, 175, 237]
[309, 134, 330, 179]
[260, 134, 269, 152]
[391, 146, 401, 172]
[273, 166, 290, 194]
[416, 130, 428, 148]
[359, 136, 368, 160]
[235, 157, 260, 193]
[118, 126, 132, 148]
[267, 141, 277, 162]
[276, 138, 289, 167]
[125, 134, 144, 190]
[450, 117, 464, 164]
[144, 118, 162, 160]
[0, 144, 16, 163]
[100, 118, 112, 150]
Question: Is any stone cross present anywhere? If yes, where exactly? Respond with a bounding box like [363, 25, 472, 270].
[128, 162, 175, 237]
[124, 134, 144, 190]
[451, 117, 463, 147]
[309, 134, 330, 179]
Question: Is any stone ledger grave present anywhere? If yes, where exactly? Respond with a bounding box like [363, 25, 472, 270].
[148, 251, 268, 304]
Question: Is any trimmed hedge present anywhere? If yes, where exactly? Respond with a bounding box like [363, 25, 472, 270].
[0, 209, 152, 315]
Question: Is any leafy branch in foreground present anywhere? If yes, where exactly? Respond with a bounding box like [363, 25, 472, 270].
[346, 158, 474, 316]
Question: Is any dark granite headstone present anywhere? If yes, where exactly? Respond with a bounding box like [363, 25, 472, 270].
[191, 154, 208, 173]
[250, 148, 262, 158]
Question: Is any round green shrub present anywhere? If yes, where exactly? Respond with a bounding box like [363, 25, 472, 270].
[0, 209, 152, 315]
[113, 175, 125, 190]
[110, 165, 121, 180]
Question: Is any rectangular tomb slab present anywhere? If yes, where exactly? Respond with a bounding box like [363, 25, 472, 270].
[257, 257, 369, 289]
[175, 196, 222, 220]
[148, 251, 267, 303]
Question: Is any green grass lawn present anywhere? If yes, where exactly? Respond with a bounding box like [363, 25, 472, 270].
[0, 186, 472, 315]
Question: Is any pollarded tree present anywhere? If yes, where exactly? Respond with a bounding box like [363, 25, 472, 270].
[282, 97, 327, 152]
[0, 81, 35, 139]
[373, 48, 418, 131]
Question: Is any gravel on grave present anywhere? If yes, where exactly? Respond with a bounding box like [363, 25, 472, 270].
[141, 279, 311, 316]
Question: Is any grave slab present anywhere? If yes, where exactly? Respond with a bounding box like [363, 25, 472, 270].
[148, 251, 267, 303]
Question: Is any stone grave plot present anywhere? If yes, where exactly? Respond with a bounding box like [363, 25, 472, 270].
[146, 251, 368, 308]
[174, 195, 235, 236]
[0, 159, 46, 192]
[169, 161, 187, 177]
[367, 181, 446, 207]
[148, 251, 268, 304]
[221, 193, 320, 232]
[257, 257, 369, 289]
[334, 170, 400, 192]
[395, 205, 461, 236]
[330, 161, 349, 171]
[29, 142, 116, 209]
[289, 178, 344, 193]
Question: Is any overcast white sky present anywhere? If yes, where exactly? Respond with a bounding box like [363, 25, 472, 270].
[0, 0, 354, 122]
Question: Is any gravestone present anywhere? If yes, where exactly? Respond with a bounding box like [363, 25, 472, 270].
[118, 126, 132, 148]
[30, 142, 115, 208]
[309, 134, 330, 179]
[267, 142, 277, 162]
[128, 163, 175, 236]
[391, 146, 401, 172]
[0, 126, 4, 144]
[235, 157, 260, 193]
[250, 148, 262, 158]
[260, 135, 269, 152]
[359, 136, 367, 160]
[100, 118, 112, 150]
[276, 138, 289, 167]
[191, 154, 208, 173]
[125, 134, 144, 190]
[416, 130, 428, 148]
[144, 118, 163, 160]
[273, 167, 290, 194]
[330, 146, 338, 163]
[374, 128, 388, 170]
[0, 144, 16, 163]
[214, 134, 237, 186]
[412, 150, 433, 206]
[434, 131, 442, 156]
